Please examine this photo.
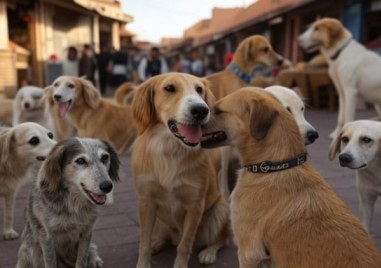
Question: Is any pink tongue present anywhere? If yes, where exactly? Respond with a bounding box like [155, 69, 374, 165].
[177, 123, 202, 144]
[58, 102, 70, 117]
[90, 192, 106, 204]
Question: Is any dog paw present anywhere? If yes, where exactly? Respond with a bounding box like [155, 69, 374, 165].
[3, 229, 19, 240]
[198, 248, 217, 265]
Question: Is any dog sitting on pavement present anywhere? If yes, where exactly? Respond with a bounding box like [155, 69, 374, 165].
[16, 137, 120, 268]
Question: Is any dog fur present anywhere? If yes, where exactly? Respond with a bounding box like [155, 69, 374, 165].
[113, 82, 138, 105]
[298, 18, 381, 138]
[329, 120, 381, 233]
[16, 137, 120, 268]
[206, 35, 284, 100]
[201, 88, 381, 267]
[0, 122, 56, 240]
[12, 86, 45, 127]
[218, 86, 319, 198]
[48, 76, 137, 154]
[131, 73, 230, 268]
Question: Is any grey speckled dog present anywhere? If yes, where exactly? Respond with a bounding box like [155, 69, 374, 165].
[16, 138, 120, 268]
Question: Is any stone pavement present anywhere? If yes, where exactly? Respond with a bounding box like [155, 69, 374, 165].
[0, 108, 380, 268]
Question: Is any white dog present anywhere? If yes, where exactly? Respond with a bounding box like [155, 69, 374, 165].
[298, 18, 381, 138]
[13, 86, 45, 126]
[0, 122, 56, 240]
[329, 120, 381, 232]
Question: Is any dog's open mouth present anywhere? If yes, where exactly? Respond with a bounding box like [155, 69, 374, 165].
[81, 184, 107, 205]
[200, 131, 227, 148]
[57, 100, 73, 117]
[168, 120, 203, 147]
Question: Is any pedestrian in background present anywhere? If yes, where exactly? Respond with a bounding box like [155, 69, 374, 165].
[109, 48, 129, 88]
[63, 46, 79, 77]
[79, 44, 97, 85]
[96, 45, 112, 95]
[190, 50, 205, 77]
[138, 46, 169, 82]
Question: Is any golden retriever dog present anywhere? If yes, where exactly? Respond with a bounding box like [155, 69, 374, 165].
[47, 76, 137, 154]
[0, 122, 56, 240]
[206, 35, 284, 100]
[132, 73, 230, 268]
[0, 97, 13, 125]
[201, 88, 381, 267]
[17, 137, 120, 268]
[299, 18, 381, 138]
[329, 120, 381, 233]
[113, 82, 138, 105]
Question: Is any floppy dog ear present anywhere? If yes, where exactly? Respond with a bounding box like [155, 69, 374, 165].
[80, 78, 101, 109]
[201, 79, 215, 108]
[38, 144, 65, 193]
[0, 130, 14, 171]
[328, 131, 342, 161]
[102, 140, 120, 182]
[249, 100, 278, 140]
[242, 38, 253, 61]
[132, 78, 157, 133]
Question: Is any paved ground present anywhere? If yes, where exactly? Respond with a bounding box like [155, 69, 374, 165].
[1, 107, 381, 268]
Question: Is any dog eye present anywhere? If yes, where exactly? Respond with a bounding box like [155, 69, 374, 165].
[195, 86, 203, 94]
[67, 83, 75, 89]
[362, 137, 373, 144]
[301, 107, 305, 112]
[341, 136, 349, 143]
[164, 85, 175, 93]
[47, 132, 54, 139]
[262, 47, 269, 53]
[286, 107, 292, 114]
[53, 82, 59, 87]
[314, 26, 319, 31]
[29, 137, 40, 146]
[101, 154, 109, 163]
[75, 158, 87, 165]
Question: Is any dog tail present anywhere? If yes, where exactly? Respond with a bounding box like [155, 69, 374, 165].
[114, 82, 137, 105]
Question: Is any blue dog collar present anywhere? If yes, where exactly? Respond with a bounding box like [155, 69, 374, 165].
[229, 62, 252, 84]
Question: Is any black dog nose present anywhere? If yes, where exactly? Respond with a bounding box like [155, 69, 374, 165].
[191, 105, 209, 121]
[307, 130, 319, 143]
[277, 58, 284, 66]
[99, 181, 113, 193]
[24, 102, 30, 109]
[339, 153, 352, 166]
[53, 94, 62, 101]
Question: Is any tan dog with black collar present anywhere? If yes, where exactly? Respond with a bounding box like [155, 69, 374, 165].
[202, 88, 381, 267]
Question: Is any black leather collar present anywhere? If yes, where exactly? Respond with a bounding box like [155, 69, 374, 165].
[244, 153, 307, 173]
[330, 38, 352, 61]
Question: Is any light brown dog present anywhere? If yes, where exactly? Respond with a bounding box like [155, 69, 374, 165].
[206, 35, 284, 100]
[132, 73, 230, 268]
[201, 87, 381, 267]
[113, 82, 138, 105]
[47, 76, 136, 154]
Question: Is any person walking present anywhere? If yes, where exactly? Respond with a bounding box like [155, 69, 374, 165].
[96, 45, 112, 95]
[79, 44, 97, 85]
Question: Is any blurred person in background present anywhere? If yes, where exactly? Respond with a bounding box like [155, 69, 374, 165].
[138, 46, 169, 82]
[63, 46, 79, 76]
[190, 50, 205, 77]
[96, 45, 113, 95]
[79, 44, 97, 85]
